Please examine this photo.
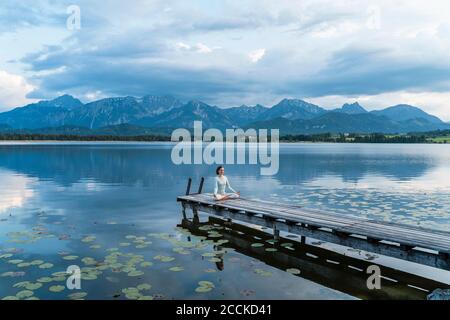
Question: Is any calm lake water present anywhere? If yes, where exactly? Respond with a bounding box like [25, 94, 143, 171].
[0, 142, 449, 300]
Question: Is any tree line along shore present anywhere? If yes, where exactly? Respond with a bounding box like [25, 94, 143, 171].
[0, 131, 449, 143]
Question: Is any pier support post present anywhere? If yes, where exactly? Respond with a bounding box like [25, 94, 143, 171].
[185, 178, 192, 195]
[192, 207, 200, 224]
[198, 177, 204, 194]
[273, 224, 280, 241]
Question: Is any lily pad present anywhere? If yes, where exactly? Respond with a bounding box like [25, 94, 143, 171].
[286, 268, 301, 275]
[16, 290, 34, 299]
[63, 255, 78, 261]
[25, 283, 43, 290]
[201, 252, 216, 257]
[137, 283, 152, 291]
[81, 236, 96, 243]
[49, 285, 65, 292]
[251, 243, 264, 248]
[195, 281, 215, 293]
[13, 281, 31, 288]
[37, 277, 53, 283]
[68, 292, 88, 300]
[140, 261, 153, 268]
[39, 263, 54, 269]
[169, 266, 184, 272]
[195, 286, 213, 293]
[8, 259, 23, 264]
[128, 270, 144, 277]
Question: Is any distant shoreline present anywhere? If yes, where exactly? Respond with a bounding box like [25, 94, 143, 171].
[0, 131, 449, 144]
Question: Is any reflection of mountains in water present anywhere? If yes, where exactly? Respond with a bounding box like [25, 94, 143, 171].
[0, 145, 434, 186]
[179, 215, 447, 300]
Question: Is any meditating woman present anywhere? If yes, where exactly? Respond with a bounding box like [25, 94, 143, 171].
[213, 166, 240, 201]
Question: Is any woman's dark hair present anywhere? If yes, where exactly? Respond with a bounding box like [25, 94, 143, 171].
[216, 166, 224, 175]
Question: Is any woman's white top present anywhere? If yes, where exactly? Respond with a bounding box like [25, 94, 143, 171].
[214, 175, 236, 195]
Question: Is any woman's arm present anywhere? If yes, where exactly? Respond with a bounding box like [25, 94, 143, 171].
[225, 177, 237, 193]
[213, 178, 218, 195]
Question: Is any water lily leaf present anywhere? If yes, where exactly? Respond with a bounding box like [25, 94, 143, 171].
[81, 236, 96, 243]
[39, 263, 54, 269]
[13, 281, 31, 288]
[68, 292, 88, 300]
[201, 252, 216, 257]
[52, 276, 67, 282]
[194, 281, 215, 293]
[25, 297, 40, 300]
[138, 295, 154, 300]
[89, 245, 101, 249]
[286, 268, 301, 275]
[204, 268, 217, 273]
[169, 266, 184, 272]
[2, 296, 19, 300]
[140, 262, 153, 268]
[0, 254, 13, 259]
[81, 257, 96, 265]
[208, 258, 222, 263]
[137, 283, 152, 291]
[8, 259, 23, 264]
[265, 248, 278, 252]
[37, 277, 53, 283]
[122, 287, 139, 294]
[16, 290, 34, 299]
[63, 255, 78, 261]
[281, 243, 294, 248]
[30, 260, 44, 265]
[25, 283, 42, 290]
[195, 286, 212, 293]
[119, 242, 131, 247]
[49, 285, 65, 292]
[128, 270, 144, 277]
[81, 273, 98, 280]
[125, 293, 141, 300]
[251, 243, 264, 248]
[198, 281, 215, 288]
[17, 262, 31, 268]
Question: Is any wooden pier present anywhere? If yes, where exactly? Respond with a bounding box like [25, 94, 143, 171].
[177, 180, 450, 271]
[179, 215, 449, 299]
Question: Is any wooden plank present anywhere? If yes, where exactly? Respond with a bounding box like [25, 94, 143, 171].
[181, 201, 450, 270]
[177, 193, 450, 255]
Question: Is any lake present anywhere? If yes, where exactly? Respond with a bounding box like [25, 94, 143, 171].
[0, 142, 449, 300]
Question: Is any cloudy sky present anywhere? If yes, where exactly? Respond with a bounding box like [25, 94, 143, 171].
[1, 0, 450, 120]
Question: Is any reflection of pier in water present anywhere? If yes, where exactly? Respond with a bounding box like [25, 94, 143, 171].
[179, 209, 449, 300]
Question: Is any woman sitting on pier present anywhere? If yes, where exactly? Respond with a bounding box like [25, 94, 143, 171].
[214, 166, 240, 201]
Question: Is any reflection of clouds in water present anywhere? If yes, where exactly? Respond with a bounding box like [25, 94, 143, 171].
[0, 169, 35, 213]
[304, 165, 450, 192]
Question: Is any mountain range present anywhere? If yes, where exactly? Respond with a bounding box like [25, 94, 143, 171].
[0, 94, 449, 135]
